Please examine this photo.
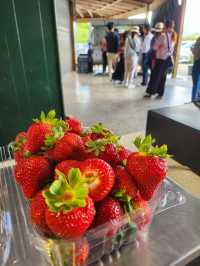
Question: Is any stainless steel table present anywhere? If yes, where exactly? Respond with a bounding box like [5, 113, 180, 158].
[1, 160, 200, 266]
[102, 180, 200, 266]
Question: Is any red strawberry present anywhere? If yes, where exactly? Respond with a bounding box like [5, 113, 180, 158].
[14, 147, 25, 164]
[75, 239, 89, 266]
[44, 169, 95, 240]
[99, 143, 119, 165]
[127, 135, 168, 201]
[66, 116, 83, 135]
[14, 156, 52, 198]
[88, 123, 112, 141]
[12, 132, 27, 164]
[114, 166, 139, 201]
[117, 147, 131, 165]
[133, 205, 152, 230]
[52, 133, 84, 162]
[15, 131, 27, 143]
[92, 197, 124, 236]
[80, 133, 97, 160]
[25, 123, 51, 154]
[85, 139, 119, 165]
[55, 160, 80, 178]
[80, 158, 115, 201]
[30, 191, 52, 235]
[82, 133, 92, 145]
[24, 110, 66, 155]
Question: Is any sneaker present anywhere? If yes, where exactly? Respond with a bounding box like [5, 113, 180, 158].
[129, 84, 136, 89]
[155, 95, 163, 99]
[144, 93, 152, 98]
[124, 82, 129, 88]
[141, 82, 147, 86]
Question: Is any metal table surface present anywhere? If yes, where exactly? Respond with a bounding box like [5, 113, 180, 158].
[1, 159, 200, 266]
[103, 180, 200, 266]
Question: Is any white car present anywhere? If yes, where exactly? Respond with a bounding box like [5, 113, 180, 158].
[179, 41, 195, 63]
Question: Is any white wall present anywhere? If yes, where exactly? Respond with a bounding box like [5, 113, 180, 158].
[54, 0, 73, 76]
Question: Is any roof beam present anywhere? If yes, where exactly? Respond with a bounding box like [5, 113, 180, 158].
[87, 10, 93, 18]
[110, 0, 167, 18]
[76, 8, 84, 18]
[95, 0, 124, 12]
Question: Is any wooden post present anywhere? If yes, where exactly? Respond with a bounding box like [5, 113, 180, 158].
[145, 4, 150, 23]
[172, 0, 187, 78]
[69, 0, 76, 71]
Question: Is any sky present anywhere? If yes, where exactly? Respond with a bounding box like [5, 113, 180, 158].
[183, 0, 200, 35]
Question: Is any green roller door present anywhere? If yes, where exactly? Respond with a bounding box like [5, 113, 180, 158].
[0, 0, 64, 145]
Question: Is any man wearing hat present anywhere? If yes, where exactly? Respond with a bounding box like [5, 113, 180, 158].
[145, 21, 176, 98]
[149, 22, 164, 69]
[124, 25, 141, 88]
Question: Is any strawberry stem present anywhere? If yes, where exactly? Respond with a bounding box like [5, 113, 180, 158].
[133, 135, 171, 158]
[43, 168, 88, 213]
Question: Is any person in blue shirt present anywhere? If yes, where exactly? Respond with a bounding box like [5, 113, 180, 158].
[191, 37, 200, 101]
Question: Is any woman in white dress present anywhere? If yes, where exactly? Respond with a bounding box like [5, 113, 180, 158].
[124, 26, 141, 88]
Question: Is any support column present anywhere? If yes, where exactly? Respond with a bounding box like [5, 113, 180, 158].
[172, 0, 187, 78]
[69, 0, 76, 71]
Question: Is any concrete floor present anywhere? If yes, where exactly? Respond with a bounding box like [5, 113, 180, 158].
[62, 72, 192, 135]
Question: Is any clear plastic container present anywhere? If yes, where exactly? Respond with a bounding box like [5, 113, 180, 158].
[0, 145, 186, 266]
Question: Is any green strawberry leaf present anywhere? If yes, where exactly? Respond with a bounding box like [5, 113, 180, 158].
[86, 139, 107, 155]
[133, 134, 171, 158]
[40, 111, 46, 122]
[113, 190, 134, 213]
[43, 168, 88, 213]
[47, 110, 56, 120]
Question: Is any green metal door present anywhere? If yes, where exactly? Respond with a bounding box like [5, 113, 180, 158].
[0, 0, 64, 145]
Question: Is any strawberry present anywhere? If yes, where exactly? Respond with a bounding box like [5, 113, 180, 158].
[93, 197, 124, 231]
[15, 131, 27, 143]
[82, 133, 92, 145]
[55, 160, 80, 178]
[80, 158, 115, 201]
[133, 205, 152, 230]
[127, 135, 168, 201]
[11, 132, 27, 164]
[113, 166, 140, 201]
[14, 156, 52, 198]
[44, 169, 95, 240]
[75, 239, 89, 266]
[52, 133, 84, 162]
[65, 116, 83, 135]
[84, 138, 120, 165]
[117, 147, 131, 165]
[24, 110, 66, 155]
[86, 123, 112, 141]
[30, 191, 52, 235]
[14, 148, 25, 164]
[99, 143, 119, 165]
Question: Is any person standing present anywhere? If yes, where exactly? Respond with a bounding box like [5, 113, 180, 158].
[112, 35, 125, 84]
[100, 37, 107, 74]
[144, 22, 164, 96]
[87, 42, 93, 73]
[124, 26, 141, 88]
[144, 20, 175, 98]
[105, 22, 119, 80]
[141, 24, 153, 86]
[191, 36, 200, 101]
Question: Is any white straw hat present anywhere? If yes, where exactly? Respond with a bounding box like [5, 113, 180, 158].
[153, 22, 164, 32]
[131, 26, 140, 34]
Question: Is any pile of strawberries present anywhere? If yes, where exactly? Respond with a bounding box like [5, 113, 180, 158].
[12, 110, 169, 266]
